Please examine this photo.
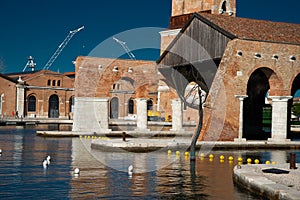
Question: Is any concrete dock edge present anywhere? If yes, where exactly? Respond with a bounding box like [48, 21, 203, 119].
[233, 164, 300, 200]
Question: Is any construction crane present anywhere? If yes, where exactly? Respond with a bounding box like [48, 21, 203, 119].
[43, 26, 84, 70]
[113, 37, 136, 60]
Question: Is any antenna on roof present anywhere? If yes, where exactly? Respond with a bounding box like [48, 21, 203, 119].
[22, 56, 36, 72]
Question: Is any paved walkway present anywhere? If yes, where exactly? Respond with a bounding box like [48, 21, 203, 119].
[233, 164, 300, 200]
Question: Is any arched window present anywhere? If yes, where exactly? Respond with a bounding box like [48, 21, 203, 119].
[28, 95, 36, 112]
[52, 80, 56, 86]
[47, 80, 51, 86]
[57, 80, 61, 86]
[128, 99, 134, 114]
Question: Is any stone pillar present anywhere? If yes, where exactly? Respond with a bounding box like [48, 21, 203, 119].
[0, 94, 4, 117]
[268, 96, 292, 142]
[170, 98, 184, 132]
[72, 97, 111, 133]
[234, 95, 247, 142]
[135, 98, 149, 132]
[16, 77, 25, 118]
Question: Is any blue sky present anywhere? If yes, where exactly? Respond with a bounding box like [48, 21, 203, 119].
[0, 0, 299, 74]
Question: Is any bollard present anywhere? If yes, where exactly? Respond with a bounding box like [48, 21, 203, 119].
[122, 132, 126, 142]
[290, 153, 296, 169]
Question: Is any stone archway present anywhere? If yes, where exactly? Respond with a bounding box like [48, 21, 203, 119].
[243, 68, 279, 140]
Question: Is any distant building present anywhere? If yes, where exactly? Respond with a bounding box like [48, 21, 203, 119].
[1, 70, 74, 119]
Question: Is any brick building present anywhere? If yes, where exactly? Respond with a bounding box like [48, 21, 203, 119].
[3, 70, 74, 119]
[0, 74, 17, 118]
[158, 0, 300, 141]
[72, 56, 178, 132]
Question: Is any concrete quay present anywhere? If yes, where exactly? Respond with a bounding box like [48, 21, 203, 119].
[36, 130, 300, 150]
[233, 164, 300, 200]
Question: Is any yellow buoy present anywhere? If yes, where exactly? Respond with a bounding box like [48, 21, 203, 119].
[209, 158, 214, 162]
[200, 153, 205, 157]
[265, 160, 271, 164]
[209, 154, 214, 159]
[220, 159, 225, 163]
[271, 161, 276, 164]
[238, 161, 243, 165]
[228, 156, 234, 161]
[167, 150, 172, 154]
[184, 152, 189, 156]
[247, 158, 252, 164]
[254, 159, 260, 164]
[237, 157, 243, 162]
[219, 155, 225, 160]
[176, 151, 180, 155]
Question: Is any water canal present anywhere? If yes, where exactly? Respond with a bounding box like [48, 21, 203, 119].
[0, 126, 299, 199]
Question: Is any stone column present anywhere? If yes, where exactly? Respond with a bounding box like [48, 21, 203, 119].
[170, 98, 184, 132]
[268, 96, 292, 142]
[234, 95, 247, 142]
[72, 97, 111, 133]
[135, 98, 149, 132]
[16, 77, 25, 118]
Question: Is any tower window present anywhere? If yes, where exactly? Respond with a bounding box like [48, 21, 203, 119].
[47, 80, 51, 86]
[57, 80, 61, 86]
[52, 80, 56, 86]
[222, 1, 227, 12]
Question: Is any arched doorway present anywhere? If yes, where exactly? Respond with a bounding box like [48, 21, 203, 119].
[48, 94, 59, 118]
[110, 97, 119, 119]
[128, 99, 134, 114]
[244, 68, 273, 140]
[290, 74, 300, 139]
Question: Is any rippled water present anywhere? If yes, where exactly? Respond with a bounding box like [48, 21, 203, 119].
[0, 126, 299, 199]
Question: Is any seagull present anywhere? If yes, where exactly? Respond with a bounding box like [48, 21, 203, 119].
[46, 156, 51, 165]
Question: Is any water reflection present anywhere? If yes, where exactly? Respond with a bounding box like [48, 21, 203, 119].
[0, 127, 299, 199]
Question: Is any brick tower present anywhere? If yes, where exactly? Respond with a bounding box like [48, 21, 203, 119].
[172, 0, 236, 17]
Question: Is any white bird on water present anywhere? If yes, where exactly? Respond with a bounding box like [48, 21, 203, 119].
[128, 165, 133, 178]
[46, 155, 51, 165]
[42, 155, 51, 168]
[74, 168, 80, 175]
[43, 160, 48, 168]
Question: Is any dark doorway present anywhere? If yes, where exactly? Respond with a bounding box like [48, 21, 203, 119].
[69, 96, 74, 113]
[244, 68, 271, 140]
[147, 100, 153, 111]
[110, 97, 119, 119]
[48, 94, 59, 118]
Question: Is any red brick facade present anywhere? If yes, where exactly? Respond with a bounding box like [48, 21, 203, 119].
[4, 70, 74, 119]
